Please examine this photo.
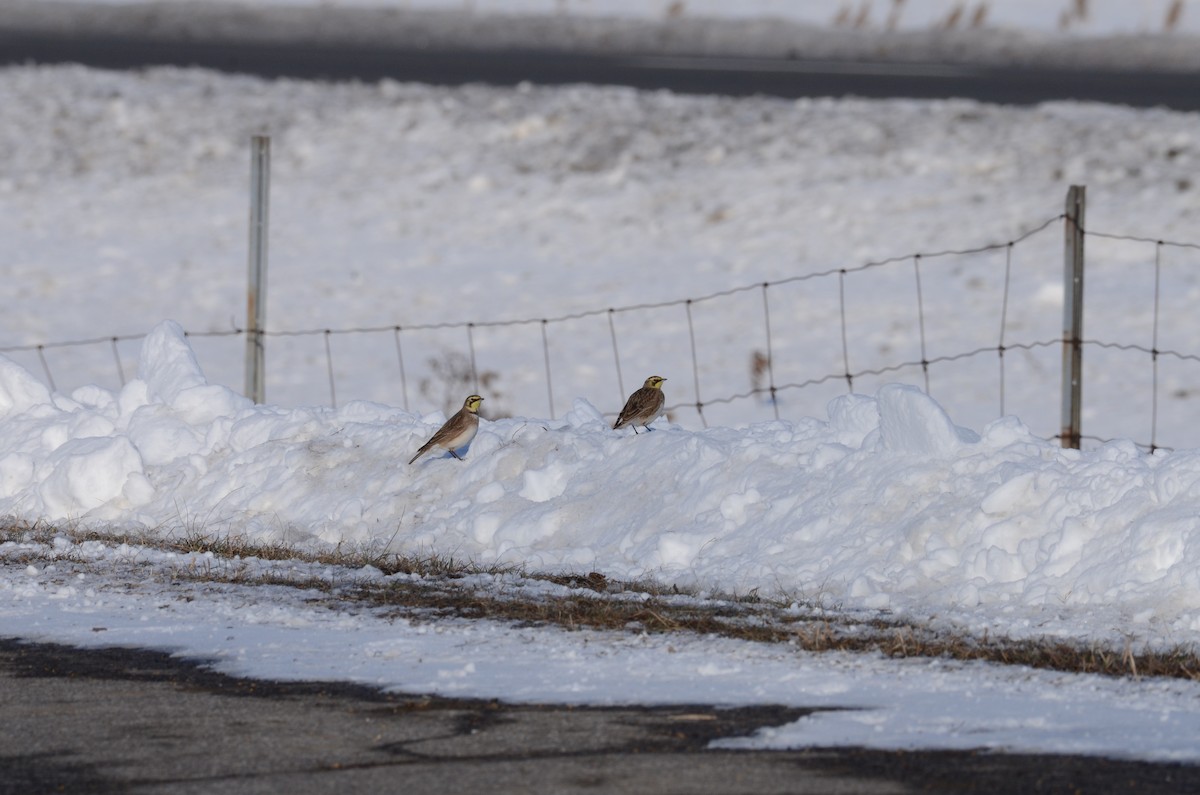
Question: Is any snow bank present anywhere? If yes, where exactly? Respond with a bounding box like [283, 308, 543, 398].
[4, 321, 1200, 646]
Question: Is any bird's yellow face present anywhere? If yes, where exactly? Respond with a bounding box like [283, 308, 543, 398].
[464, 395, 484, 413]
[643, 376, 666, 390]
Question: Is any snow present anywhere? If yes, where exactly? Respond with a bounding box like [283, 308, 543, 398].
[4, 0, 1200, 766]
[12, 320, 1200, 645]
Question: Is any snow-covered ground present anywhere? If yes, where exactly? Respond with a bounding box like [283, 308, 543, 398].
[5, 0, 1200, 765]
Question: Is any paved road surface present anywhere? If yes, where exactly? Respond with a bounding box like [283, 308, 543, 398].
[4, 31, 1200, 109]
[3, 638, 1198, 794]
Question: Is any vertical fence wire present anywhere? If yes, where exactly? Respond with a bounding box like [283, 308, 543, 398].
[323, 330, 337, 408]
[684, 300, 707, 427]
[36, 346, 55, 392]
[608, 309, 625, 403]
[1150, 242, 1163, 452]
[997, 243, 1014, 417]
[541, 319, 555, 419]
[913, 255, 931, 394]
[838, 270, 853, 392]
[393, 327, 410, 412]
[110, 337, 126, 387]
[761, 283, 779, 420]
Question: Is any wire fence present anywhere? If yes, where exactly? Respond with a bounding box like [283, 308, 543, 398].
[1075, 231, 1200, 452]
[6, 209, 1200, 452]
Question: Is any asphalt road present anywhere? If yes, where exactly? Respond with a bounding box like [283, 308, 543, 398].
[3, 638, 1200, 795]
[3, 31, 1200, 109]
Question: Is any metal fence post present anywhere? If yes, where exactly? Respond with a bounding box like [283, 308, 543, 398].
[246, 135, 270, 404]
[1061, 185, 1086, 449]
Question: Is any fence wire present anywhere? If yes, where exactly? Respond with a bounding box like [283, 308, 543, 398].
[1076, 228, 1200, 452]
[8, 216, 1200, 451]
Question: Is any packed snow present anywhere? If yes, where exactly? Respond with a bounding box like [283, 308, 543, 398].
[4, 0, 1200, 765]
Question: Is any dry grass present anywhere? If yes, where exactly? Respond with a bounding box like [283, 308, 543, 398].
[3, 521, 1198, 683]
[827, 0, 1180, 37]
[360, 583, 1200, 682]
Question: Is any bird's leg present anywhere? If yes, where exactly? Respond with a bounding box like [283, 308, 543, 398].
[449, 449, 464, 460]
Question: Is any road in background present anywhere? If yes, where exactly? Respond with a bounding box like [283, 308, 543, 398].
[3, 31, 1200, 109]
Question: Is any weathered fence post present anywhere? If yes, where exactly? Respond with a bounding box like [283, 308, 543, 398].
[1061, 185, 1086, 449]
[245, 135, 270, 404]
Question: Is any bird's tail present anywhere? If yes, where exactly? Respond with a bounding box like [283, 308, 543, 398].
[408, 443, 432, 465]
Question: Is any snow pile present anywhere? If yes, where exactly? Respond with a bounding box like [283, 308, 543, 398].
[4, 320, 1200, 649]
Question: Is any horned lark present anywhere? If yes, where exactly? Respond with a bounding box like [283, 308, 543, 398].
[408, 394, 484, 464]
[613, 376, 666, 433]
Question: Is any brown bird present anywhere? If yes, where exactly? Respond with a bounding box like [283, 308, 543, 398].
[613, 376, 666, 433]
[408, 395, 484, 464]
